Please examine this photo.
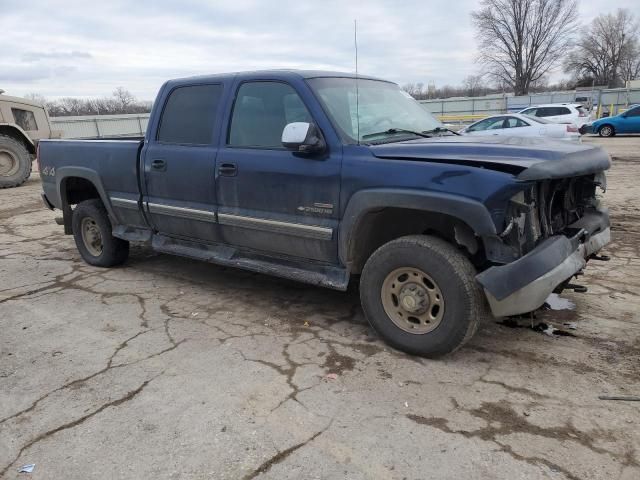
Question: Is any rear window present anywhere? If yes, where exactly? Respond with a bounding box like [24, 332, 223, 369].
[157, 84, 223, 145]
[12, 108, 38, 131]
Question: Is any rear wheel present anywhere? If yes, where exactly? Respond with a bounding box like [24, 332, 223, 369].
[598, 125, 615, 137]
[72, 199, 129, 267]
[0, 134, 32, 188]
[360, 235, 486, 357]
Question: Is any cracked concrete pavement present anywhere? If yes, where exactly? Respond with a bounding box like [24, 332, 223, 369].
[1, 136, 639, 479]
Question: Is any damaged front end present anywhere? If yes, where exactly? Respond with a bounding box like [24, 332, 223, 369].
[477, 171, 610, 318]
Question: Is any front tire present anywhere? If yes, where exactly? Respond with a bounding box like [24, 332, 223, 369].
[598, 125, 615, 137]
[0, 134, 32, 189]
[360, 235, 485, 357]
[72, 199, 129, 267]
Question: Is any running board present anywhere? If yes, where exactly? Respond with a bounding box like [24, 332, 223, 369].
[151, 234, 350, 291]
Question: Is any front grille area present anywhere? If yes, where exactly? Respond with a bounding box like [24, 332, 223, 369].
[537, 176, 597, 237]
[500, 174, 600, 257]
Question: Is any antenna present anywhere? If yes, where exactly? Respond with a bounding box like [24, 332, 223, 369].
[354, 19, 360, 145]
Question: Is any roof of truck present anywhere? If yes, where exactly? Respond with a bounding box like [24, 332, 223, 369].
[169, 69, 390, 84]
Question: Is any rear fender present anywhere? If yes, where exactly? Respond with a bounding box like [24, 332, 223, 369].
[56, 167, 117, 232]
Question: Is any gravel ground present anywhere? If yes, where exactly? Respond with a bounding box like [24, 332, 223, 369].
[1, 136, 638, 479]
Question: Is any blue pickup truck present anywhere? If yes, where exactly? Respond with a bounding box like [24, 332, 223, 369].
[39, 70, 611, 357]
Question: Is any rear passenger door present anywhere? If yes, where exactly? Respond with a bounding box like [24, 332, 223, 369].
[141, 83, 225, 242]
[214, 80, 341, 263]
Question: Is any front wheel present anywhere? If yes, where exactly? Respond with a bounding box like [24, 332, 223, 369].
[598, 125, 615, 137]
[360, 235, 486, 357]
[72, 199, 129, 267]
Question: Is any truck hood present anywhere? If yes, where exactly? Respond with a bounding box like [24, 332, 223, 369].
[369, 135, 611, 181]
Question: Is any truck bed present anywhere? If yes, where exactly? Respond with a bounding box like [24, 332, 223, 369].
[39, 139, 143, 212]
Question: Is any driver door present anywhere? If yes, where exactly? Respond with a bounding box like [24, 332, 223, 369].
[620, 106, 640, 133]
[215, 80, 341, 263]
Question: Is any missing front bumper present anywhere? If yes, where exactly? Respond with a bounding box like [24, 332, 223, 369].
[477, 227, 610, 317]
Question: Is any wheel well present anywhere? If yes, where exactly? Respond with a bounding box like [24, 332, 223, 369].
[62, 177, 101, 206]
[0, 125, 35, 154]
[347, 208, 483, 274]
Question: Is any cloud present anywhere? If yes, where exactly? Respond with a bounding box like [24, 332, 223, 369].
[22, 51, 93, 62]
[0, 65, 52, 82]
[0, 0, 637, 99]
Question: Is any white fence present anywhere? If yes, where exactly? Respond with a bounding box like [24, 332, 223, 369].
[50, 113, 150, 139]
[419, 86, 640, 118]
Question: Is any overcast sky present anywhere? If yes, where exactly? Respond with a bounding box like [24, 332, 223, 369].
[1, 0, 637, 100]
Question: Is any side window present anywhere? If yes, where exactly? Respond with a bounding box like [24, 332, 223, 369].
[556, 107, 571, 115]
[536, 107, 552, 117]
[12, 108, 38, 131]
[505, 117, 526, 128]
[157, 84, 223, 145]
[228, 82, 312, 148]
[487, 117, 506, 129]
[522, 108, 536, 116]
[468, 117, 501, 132]
[626, 107, 640, 117]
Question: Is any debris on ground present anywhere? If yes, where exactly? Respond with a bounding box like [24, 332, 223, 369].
[543, 293, 576, 311]
[303, 321, 310, 327]
[325, 373, 338, 380]
[497, 319, 576, 337]
[532, 322, 576, 337]
[598, 395, 640, 401]
[18, 464, 35, 473]
[563, 322, 578, 330]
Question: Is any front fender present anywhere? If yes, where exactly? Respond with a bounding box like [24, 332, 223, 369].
[338, 188, 498, 265]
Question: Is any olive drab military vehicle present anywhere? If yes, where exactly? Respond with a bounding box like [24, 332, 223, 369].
[0, 90, 61, 188]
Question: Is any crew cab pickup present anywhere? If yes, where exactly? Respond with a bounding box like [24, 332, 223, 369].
[39, 70, 611, 357]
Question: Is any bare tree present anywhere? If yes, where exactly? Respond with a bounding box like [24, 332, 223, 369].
[24, 93, 48, 105]
[565, 9, 639, 87]
[472, 0, 578, 95]
[619, 40, 640, 83]
[112, 87, 136, 111]
[24, 90, 152, 117]
[462, 75, 487, 96]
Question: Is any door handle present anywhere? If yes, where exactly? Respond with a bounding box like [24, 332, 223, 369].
[151, 159, 167, 171]
[218, 163, 237, 176]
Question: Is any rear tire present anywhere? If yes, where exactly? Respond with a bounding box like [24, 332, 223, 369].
[72, 199, 129, 267]
[360, 235, 486, 357]
[0, 134, 32, 188]
[598, 125, 615, 137]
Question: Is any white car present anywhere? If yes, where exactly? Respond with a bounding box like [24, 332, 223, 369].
[518, 103, 590, 128]
[459, 113, 581, 141]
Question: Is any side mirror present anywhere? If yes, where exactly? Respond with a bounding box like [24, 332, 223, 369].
[282, 122, 326, 154]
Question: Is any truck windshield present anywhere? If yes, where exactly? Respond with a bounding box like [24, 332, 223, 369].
[307, 77, 442, 143]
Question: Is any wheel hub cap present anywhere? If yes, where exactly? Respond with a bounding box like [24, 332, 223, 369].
[399, 283, 429, 314]
[381, 267, 445, 334]
[0, 151, 19, 177]
[81, 217, 103, 257]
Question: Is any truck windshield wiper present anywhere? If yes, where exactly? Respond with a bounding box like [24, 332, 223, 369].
[422, 127, 461, 136]
[362, 128, 431, 140]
